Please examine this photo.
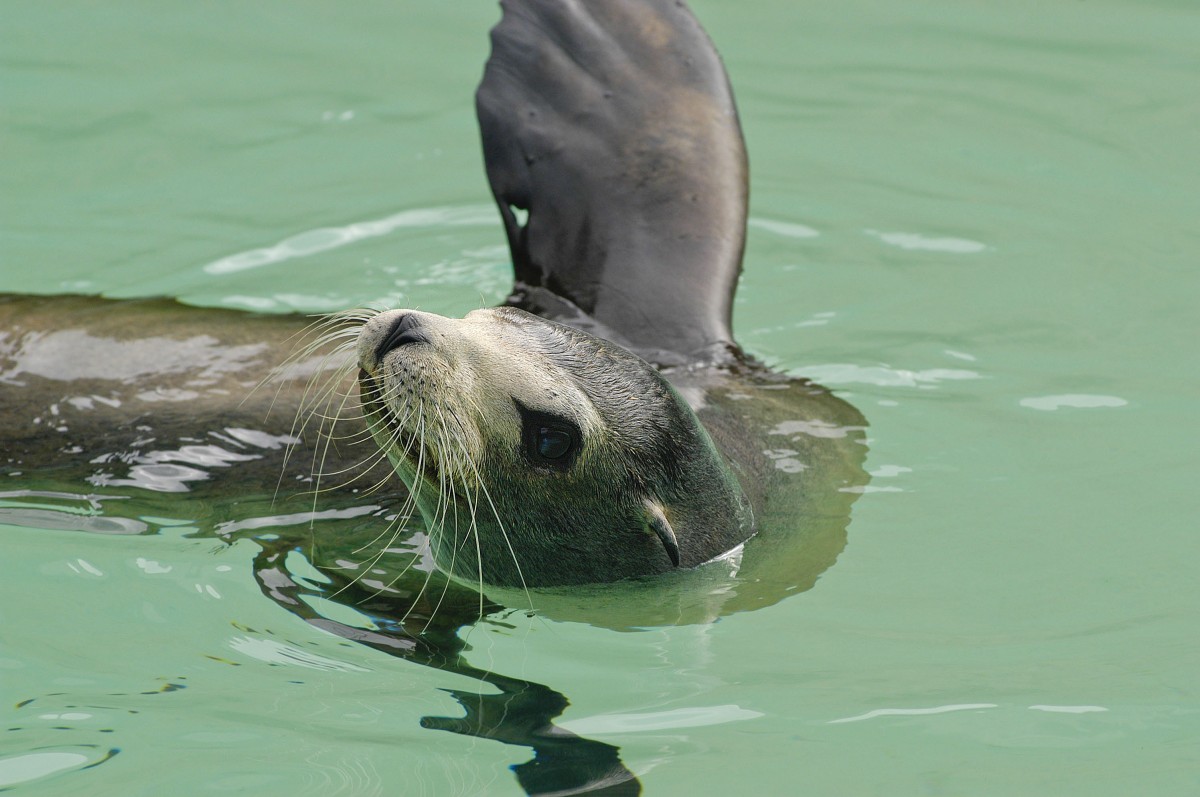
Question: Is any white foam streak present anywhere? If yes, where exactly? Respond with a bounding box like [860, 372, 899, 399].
[562, 704, 763, 735]
[749, 217, 820, 238]
[867, 229, 987, 253]
[829, 703, 998, 724]
[204, 205, 498, 275]
[1019, 394, 1128, 411]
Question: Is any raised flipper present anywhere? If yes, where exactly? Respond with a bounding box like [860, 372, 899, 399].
[477, 0, 749, 366]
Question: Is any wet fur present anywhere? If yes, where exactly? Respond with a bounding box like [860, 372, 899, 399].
[356, 306, 753, 587]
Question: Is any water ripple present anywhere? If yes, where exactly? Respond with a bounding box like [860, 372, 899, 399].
[749, 217, 820, 238]
[1019, 394, 1128, 411]
[1029, 704, 1108, 714]
[0, 490, 147, 534]
[203, 205, 497, 275]
[829, 703, 998, 724]
[228, 636, 370, 672]
[798, 363, 982, 387]
[0, 748, 118, 790]
[562, 705, 763, 735]
[867, 229, 988, 253]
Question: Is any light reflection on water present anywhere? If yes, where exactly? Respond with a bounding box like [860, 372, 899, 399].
[0, 490, 148, 534]
[203, 205, 498, 275]
[796, 362, 983, 387]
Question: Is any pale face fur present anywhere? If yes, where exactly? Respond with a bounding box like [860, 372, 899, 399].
[356, 306, 752, 588]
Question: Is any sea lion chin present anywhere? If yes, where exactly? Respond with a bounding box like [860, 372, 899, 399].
[355, 306, 754, 588]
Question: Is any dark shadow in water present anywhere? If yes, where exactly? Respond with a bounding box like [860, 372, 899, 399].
[251, 533, 642, 797]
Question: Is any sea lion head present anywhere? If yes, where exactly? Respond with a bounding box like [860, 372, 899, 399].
[355, 306, 753, 587]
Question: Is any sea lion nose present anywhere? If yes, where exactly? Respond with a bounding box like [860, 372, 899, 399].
[358, 310, 435, 373]
[376, 312, 431, 360]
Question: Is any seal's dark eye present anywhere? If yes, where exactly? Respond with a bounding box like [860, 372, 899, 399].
[536, 427, 573, 461]
[514, 399, 581, 470]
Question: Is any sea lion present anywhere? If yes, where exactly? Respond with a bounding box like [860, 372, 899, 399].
[347, 0, 866, 589]
[1, 0, 864, 606]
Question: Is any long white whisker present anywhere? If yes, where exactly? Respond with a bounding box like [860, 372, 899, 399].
[457, 391, 532, 607]
[419, 412, 461, 627]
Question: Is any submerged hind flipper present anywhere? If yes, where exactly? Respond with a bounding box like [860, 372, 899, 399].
[477, 0, 748, 365]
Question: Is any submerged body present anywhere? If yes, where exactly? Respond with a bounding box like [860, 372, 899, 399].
[0, 292, 864, 596]
[0, 294, 365, 496]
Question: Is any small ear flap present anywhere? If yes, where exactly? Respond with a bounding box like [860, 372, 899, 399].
[644, 500, 681, 568]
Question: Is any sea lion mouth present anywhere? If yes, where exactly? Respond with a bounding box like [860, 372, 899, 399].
[357, 369, 444, 488]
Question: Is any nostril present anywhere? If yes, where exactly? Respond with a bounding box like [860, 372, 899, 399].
[376, 313, 431, 361]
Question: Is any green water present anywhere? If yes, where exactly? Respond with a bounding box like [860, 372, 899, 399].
[3, 0, 1198, 794]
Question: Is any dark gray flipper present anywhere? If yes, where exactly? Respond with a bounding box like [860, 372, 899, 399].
[477, 0, 749, 366]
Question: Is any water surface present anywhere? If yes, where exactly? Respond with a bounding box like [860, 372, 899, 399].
[3, 0, 1198, 794]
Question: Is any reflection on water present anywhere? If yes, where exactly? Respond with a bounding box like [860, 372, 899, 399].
[748, 217, 820, 239]
[797, 362, 982, 387]
[0, 748, 119, 791]
[561, 704, 765, 735]
[865, 229, 988, 253]
[250, 520, 643, 796]
[829, 703, 999, 724]
[203, 205, 498, 275]
[1019, 394, 1128, 411]
[0, 490, 148, 534]
[0, 330, 268, 384]
[227, 636, 371, 672]
[90, 444, 263, 493]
